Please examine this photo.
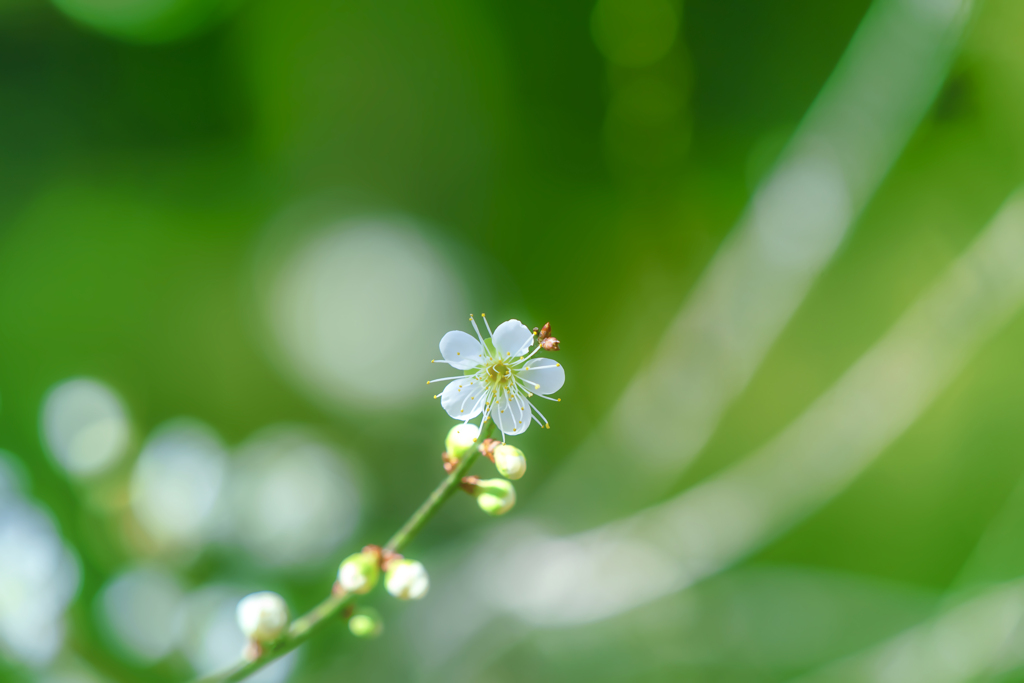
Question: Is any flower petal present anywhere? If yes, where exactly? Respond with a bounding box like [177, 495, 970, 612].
[517, 359, 564, 396]
[492, 319, 533, 358]
[441, 378, 486, 420]
[490, 392, 531, 436]
[440, 330, 484, 370]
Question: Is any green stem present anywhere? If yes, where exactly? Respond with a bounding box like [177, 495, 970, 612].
[385, 442, 482, 553]
[193, 424, 492, 683]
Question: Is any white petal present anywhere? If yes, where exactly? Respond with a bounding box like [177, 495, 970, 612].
[517, 359, 564, 395]
[490, 393, 531, 436]
[491, 319, 534, 358]
[441, 378, 486, 420]
[440, 331, 484, 370]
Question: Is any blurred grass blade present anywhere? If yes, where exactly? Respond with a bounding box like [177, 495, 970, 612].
[495, 188, 1024, 624]
[412, 187, 1024, 676]
[540, 0, 975, 527]
[790, 579, 1024, 683]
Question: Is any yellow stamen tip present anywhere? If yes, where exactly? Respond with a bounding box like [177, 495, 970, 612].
[557, 398, 561, 402]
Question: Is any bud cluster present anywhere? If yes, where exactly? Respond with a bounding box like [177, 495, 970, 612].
[233, 354, 558, 661]
[456, 436, 529, 516]
[533, 321, 560, 351]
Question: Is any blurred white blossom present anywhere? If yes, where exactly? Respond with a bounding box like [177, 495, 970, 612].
[129, 418, 228, 551]
[41, 378, 131, 478]
[0, 472, 80, 667]
[225, 426, 362, 569]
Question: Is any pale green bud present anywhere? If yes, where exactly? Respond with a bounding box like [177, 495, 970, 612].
[348, 607, 383, 638]
[236, 591, 289, 643]
[384, 559, 429, 600]
[445, 423, 480, 462]
[492, 444, 526, 480]
[475, 478, 516, 516]
[338, 552, 380, 595]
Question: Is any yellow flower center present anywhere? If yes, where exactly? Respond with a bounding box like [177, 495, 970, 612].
[484, 359, 513, 390]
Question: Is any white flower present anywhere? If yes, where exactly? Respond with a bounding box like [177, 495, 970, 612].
[236, 591, 289, 643]
[384, 559, 429, 600]
[429, 315, 565, 439]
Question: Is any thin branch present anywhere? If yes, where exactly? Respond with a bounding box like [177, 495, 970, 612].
[194, 426, 490, 683]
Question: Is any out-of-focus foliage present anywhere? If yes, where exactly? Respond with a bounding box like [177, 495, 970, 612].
[4, 0, 1024, 681]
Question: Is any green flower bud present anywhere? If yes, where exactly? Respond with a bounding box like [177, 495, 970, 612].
[492, 444, 526, 480]
[236, 591, 289, 643]
[384, 559, 429, 600]
[348, 607, 384, 638]
[338, 552, 380, 595]
[445, 423, 479, 462]
[475, 478, 516, 516]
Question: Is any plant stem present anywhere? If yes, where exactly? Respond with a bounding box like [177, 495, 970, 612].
[194, 426, 491, 683]
[385, 447, 481, 553]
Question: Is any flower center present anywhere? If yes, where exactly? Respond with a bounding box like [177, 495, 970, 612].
[483, 359, 513, 390]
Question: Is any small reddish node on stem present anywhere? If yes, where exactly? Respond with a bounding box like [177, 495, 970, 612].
[361, 543, 403, 571]
[243, 641, 263, 662]
[379, 548, 403, 571]
[478, 438, 500, 463]
[460, 475, 481, 494]
[442, 451, 458, 473]
[331, 581, 347, 598]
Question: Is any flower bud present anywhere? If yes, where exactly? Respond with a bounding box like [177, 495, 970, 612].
[445, 423, 479, 462]
[236, 591, 289, 644]
[492, 444, 526, 480]
[338, 552, 380, 595]
[384, 559, 429, 600]
[348, 607, 384, 638]
[474, 478, 516, 516]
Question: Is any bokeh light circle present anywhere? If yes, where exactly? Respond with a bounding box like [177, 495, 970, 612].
[591, 0, 678, 67]
[50, 0, 244, 44]
[129, 418, 228, 551]
[98, 566, 184, 663]
[266, 215, 466, 411]
[0, 494, 80, 666]
[41, 378, 131, 479]
[226, 425, 361, 569]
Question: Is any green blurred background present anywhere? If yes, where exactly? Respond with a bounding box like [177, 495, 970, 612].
[4, 0, 1024, 681]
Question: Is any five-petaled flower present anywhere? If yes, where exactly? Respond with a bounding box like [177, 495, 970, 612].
[429, 315, 564, 440]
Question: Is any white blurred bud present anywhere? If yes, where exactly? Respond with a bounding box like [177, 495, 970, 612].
[236, 592, 289, 643]
[492, 444, 526, 480]
[475, 478, 516, 516]
[338, 552, 380, 595]
[348, 607, 383, 638]
[384, 559, 429, 600]
[445, 423, 479, 462]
